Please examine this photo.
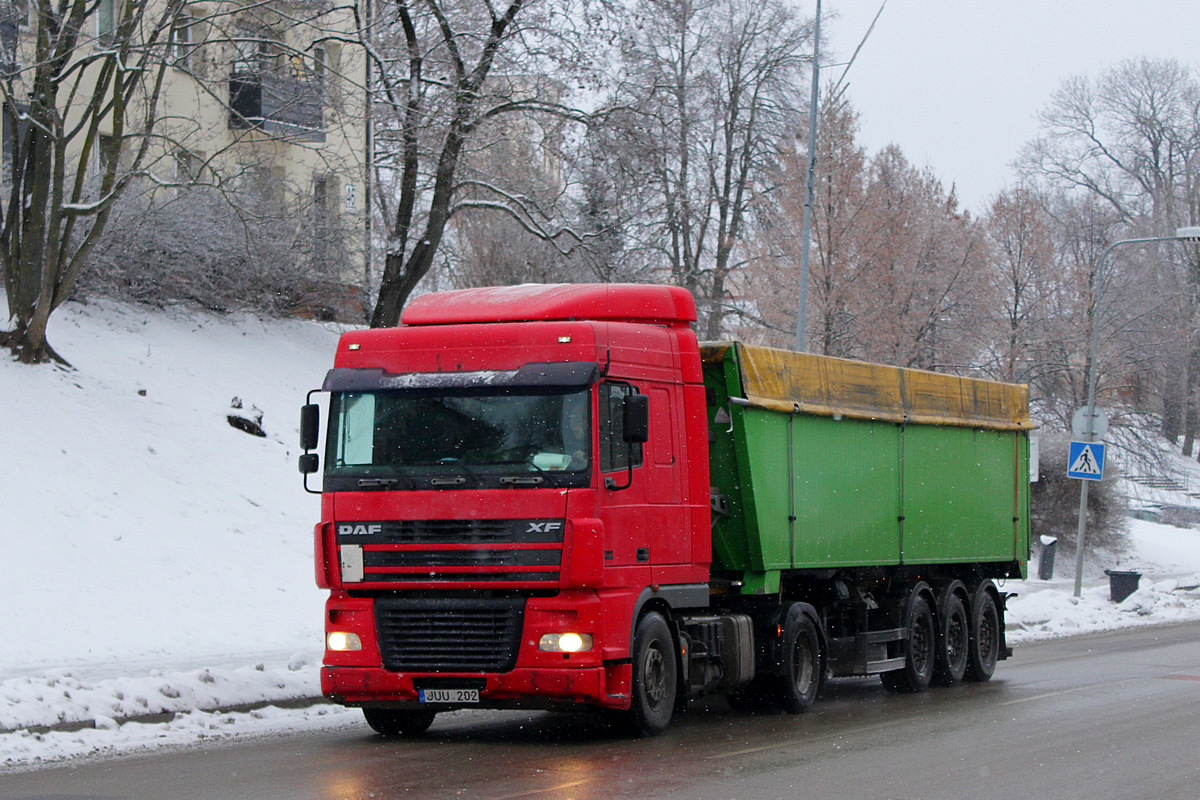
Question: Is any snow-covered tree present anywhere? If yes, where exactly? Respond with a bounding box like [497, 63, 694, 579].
[0, 0, 187, 363]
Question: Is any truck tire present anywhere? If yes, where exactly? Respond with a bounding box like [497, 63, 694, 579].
[933, 584, 969, 686]
[778, 610, 821, 713]
[881, 587, 935, 694]
[965, 585, 1000, 682]
[725, 605, 821, 714]
[627, 612, 677, 736]
[362, 708, 437, 737]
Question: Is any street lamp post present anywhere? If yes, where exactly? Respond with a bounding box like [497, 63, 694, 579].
[1072, 226, 1200, 598]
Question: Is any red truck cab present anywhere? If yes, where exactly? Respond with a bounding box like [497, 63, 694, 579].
[303, 284, 711, 734]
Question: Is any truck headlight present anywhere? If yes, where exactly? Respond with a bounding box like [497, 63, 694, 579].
[327, 631, 363, 651]
[538, 632, 593, 653]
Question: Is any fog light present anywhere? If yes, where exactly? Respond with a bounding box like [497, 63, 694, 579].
[538, 632, 593, 653]
[327, 631, 362, 651]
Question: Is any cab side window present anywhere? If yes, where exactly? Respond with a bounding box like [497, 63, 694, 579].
[599, 382, 644, 472]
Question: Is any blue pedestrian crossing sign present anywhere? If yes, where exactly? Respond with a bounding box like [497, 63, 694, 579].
[1068, 441, 1106, 481]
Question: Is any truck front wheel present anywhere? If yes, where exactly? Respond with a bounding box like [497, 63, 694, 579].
[627, 612, 677, 736]
[362, 708, 437, 737]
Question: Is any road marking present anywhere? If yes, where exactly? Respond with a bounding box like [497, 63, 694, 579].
[997, 679, 1132, 706]
[485, 780, 589, 800]
[707, 720, 905, 759]
[1160, 674, 1200, 682]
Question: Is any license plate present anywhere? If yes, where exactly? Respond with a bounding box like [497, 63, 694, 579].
[418, 688, 480, 704]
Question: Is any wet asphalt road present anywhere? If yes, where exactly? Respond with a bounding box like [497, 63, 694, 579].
[4, 621, 1200, 800]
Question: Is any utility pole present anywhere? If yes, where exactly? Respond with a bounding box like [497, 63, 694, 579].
[794, 0, 821, 352]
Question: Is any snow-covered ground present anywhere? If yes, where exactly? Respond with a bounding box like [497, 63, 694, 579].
[3, 298, 1200, 772]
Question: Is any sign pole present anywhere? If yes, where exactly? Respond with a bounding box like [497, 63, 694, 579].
[1072, 479, 1090, 598]
[1071, 229, 1200, 597]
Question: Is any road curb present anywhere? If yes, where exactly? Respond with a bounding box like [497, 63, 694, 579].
[2, 696, 331, 737]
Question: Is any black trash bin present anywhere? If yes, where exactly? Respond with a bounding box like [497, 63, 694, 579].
[1104, 569, 1141, 603]
[1037, 536, 1058, 580]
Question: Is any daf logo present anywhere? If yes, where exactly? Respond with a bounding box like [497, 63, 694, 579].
[527, 521, 563, 534]
[338, 524, 382, 537]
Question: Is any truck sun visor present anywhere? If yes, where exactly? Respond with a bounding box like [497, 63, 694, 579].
[321, 361, 599, 392]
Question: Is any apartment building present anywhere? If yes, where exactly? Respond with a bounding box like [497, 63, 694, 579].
[1, 0, 370, 319]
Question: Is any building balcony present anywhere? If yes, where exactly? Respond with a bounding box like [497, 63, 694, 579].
[229, 69, 324, 143]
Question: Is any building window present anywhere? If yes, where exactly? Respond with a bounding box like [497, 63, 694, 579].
[312, 46, 325, 82]
[312, 175, 328, 213]
[96, 133, 116, 179]
[171, 13, 193, 67]
[5, 0, 28, 28]
[97, 0, 118, 46]
[174, 149, 203, 183]
[2, 102, 28, 185]
[236, 29, 279, 74]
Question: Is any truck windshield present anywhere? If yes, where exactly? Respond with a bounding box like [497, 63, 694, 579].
[325, 388, 591, 488]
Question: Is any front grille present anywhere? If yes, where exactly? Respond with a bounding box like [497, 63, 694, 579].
[375, 596, 525, 672]
[367, 549, 561, 568]
[345, 519, 564, 545]
[339, 519, 565, 585]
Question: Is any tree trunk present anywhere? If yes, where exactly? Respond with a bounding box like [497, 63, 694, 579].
[0, 321, 67, 365]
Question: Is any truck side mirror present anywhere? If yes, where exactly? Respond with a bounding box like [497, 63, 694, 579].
[300, 402, 322, 489]
[300, 403, 320, 450]
[623, 393, 649, 443]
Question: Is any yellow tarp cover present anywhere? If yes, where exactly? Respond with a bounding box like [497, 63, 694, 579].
[702, 342, 1033, 431]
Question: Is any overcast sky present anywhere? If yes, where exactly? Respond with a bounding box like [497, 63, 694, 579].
[824, 0, 1200, 216]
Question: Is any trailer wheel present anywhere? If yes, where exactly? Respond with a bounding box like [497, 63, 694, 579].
[934, 591, 969, 686]
[965, 586, 1000, 682]
[778, 611, 821, 713]
[627, 612, 677, 736]
[881, 590, 935, 694]
[362, 708, 437, 737]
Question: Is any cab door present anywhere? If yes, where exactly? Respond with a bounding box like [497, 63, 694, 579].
[597, 381, 650, 579]
[646, 385, 689, 572]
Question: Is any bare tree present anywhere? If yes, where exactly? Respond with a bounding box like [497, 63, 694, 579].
[1, 0, 370, 361]
[366, 0, 591, 327]
[848, 146, 986, 371]
[0, 0, 187, 362]
[978, 186, 1057, 384]
[745, 87, 871, 352]
[594, 0, 810, 338]
[1020, 57, 1200, 442]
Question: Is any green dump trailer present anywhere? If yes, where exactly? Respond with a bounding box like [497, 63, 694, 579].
[696, 342, 1031, 702]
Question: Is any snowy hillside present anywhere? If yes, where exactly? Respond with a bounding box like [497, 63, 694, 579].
[0, 299, 339, 675]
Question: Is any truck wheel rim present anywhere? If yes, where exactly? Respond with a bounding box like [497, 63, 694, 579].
[913, 616, 933, 673]
[792, 636, 815, 693]
[978, 605, 998, 663]
[643, 646, 667, 704]
[947, 614, 967, 667]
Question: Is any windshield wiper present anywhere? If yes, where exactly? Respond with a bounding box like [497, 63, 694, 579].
[430, 476, 467, 487]
[357, 477, 400, 488]
[499, 475, 545, 486]
[524, 458, 563, 488]
[352, 466, 415, 490]
[436, 459, 484, 488]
